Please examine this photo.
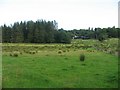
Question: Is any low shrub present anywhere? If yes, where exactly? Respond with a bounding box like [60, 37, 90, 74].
[29, 51, 36, 54]
[64, 57, 68, 60]
[32, 51, 36, 54]
[62, 50, 66, 52]
[67, 49, 69, 52]
[36, 51, 38, 53]
[13, 53, 18, 57]
[10, 51, 19, 57]
[46, 54, 49, 56]
[20, 52, 22, 55]
[80, 54, 85, 61]
[74, 49, 76, 51]
[58, 50, 62, 54]
[59, 48, 61, 50]
[10, 53, 12, 56]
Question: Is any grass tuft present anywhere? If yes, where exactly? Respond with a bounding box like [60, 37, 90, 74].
[80, 54, 85, 61]
[58, 50, 62, 54]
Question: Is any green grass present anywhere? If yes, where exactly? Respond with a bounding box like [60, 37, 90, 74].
[3, 49, 118, 88]
[2, 38, 119, 88]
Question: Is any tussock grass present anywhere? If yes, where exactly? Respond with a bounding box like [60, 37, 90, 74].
[58, 50, 62, 54]
[80, 54, 85, 61]
[2, 38, 118, 88]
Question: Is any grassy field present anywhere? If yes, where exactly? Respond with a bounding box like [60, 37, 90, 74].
[2, 38, 119, 88]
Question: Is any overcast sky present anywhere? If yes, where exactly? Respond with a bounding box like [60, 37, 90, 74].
[0, 0, 119, 30]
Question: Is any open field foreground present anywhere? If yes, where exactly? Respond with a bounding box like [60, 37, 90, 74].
[2, 38, 119, 88]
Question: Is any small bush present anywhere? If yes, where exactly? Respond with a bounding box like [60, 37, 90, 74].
[20, 52, 22, 55]
[81, 63, 86, 66]
[29, 51, 36, 54]
[62, 50, 66, 52]
[64, 57, 68, 60]
[46, 54, 49, 56]
[29, 51, 32, 54]
[74, 49, 76, 51]
[13, 53, 18, 57]
[36, 51, 38, 53]
[59, 48, 61, 50]
[80, 54, 85, 61]
[10, 51, 19, 57]
[58, 50, 62, 54]
[10, 53, 12, 56]
[24, 50, 29, 53]
[32, 51, 36, 54]
[87, 50, 95, 52]
[67, 49, 69, 52]
[62, 68, 68, 71]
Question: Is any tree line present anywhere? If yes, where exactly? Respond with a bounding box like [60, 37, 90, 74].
[1, 20, 71, 43]
[68, 26, 119, 41]
[1, 19, 119, 43]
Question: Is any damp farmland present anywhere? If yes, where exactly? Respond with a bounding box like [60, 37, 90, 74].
[2, 38, 119, 88]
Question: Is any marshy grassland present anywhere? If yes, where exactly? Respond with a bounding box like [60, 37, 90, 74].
[2, 38, 119, 88]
